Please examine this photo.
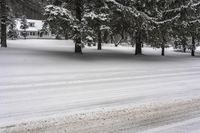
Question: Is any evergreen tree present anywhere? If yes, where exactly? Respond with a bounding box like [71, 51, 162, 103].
[74, 0, 83, 53]
[20, 15, 29, 39]
[188, 0, 200, 56]
[44, 0, 84, 53]
[162, 0, 200, 56]
[105, 0, 180, 55]
[84, 0, 110, 50]
[44, 3, 75, 39]
[7, 18, 18, 39]
[0, 0, 7, 48]
[106, 0, 200, 56]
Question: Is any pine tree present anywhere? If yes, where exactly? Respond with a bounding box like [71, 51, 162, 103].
[44, 0, 83, 53]
[7, 18, 18, 39]
[84, 0, 110, 50]
[162, 0, 200, 56]
[73, 0, 83, 53]
[44, 3, 74, 39]
[105, 0, 180, 55]
[105, 0, 200, 56]
[188, 0, 200, 56]
[20, 15, 29, 39]
[0, 0, 7, 48]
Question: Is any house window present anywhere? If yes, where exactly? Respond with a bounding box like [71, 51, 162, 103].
[29, 22, 35, 27]
[29, 32, 36, 36]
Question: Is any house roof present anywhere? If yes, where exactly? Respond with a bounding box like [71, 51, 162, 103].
[16, 19, 44, 32]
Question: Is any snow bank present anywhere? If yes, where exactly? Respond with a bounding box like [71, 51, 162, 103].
[1, 99, 200, 133]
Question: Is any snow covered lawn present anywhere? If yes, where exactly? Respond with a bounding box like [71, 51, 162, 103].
[1, 39, 200, 132]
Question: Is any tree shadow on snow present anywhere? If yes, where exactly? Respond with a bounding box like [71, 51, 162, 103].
[5, 45, 200, 63]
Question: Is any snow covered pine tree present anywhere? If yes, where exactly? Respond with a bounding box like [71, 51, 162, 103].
[44, 0, 200, 56]
[44, 0, 84, 53]
[84, 0, 110, 50]
[164, 0, 200, 56]
[105, 0, 200, 56]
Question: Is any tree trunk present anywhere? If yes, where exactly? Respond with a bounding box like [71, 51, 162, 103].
[110, 35, 114, 44]
[75, 43, 82, 53]
[183, 46, 186, 53]
[75, 0, 82, 53]
[24, 30, 27, 39]
[182, 39, 187, 52]
[103, 30, 108, 44]
[191, 35, 195, 56]
[1, 0, 7, 48]
[183, 44, 186, 52]
[135, 30, 142, 55]
[65, 31, 68, 40]
[161, 44, 165, 56]
[97, 26, 102, 50]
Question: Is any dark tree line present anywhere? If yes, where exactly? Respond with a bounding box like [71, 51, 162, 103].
[0, 0, 7, 47]
[44, 0, 200, 56]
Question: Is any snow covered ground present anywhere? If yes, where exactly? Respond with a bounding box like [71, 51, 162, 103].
[0, 39, 200, 133]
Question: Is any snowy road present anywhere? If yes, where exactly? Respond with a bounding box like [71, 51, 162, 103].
[143, 117, 200, 133]
[1, 40, 200, 132]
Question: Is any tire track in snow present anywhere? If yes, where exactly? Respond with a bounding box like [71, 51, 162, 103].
[1, 66, 200, 78]
[0, 74, 199, 103]
[0, 70, 200, 90]
[1, 66, 200, 86]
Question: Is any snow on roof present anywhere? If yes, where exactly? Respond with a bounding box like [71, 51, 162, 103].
[16, 19, 44, 32]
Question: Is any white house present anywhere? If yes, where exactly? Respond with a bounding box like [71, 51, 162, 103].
[16, 19, 54, 39]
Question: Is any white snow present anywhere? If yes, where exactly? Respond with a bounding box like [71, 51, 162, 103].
[0, 39, 200, 132]
[142, 117, 200, 133]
